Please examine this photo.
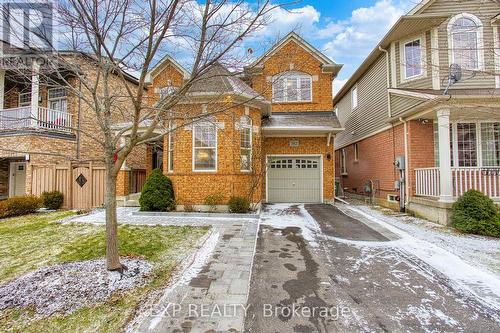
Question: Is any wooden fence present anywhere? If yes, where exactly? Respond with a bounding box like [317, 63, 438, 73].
[31, 163, 106, 210]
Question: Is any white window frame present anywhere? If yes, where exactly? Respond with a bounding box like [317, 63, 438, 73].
[240, 115, 252, 172]
[400, 34, 427, 81]
[48, 87, 68, 112]
[18, 91, 31, 107]
[354, 143, 359, 162]
[167, 121, 175, 173]
[272, 71, 312, 103]
[351, 85, 358, 110]
[437, 120, 500, 168]
[447, 13, 484, 71]
[192, 120, 218, 172]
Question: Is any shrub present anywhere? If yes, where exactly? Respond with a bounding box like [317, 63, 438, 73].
[451, 190, 500, 237]
[41, 191, 64, 210]
[139, 169, 175, 212]
[204, 193, 224, 212]
[0, 195, 41, 218]
[228, 196, 250, 213]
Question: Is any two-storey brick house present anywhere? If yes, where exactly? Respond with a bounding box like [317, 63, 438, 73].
[0, 52, 148, 206]
[147, 33, 343, 209]
[334, 0, 500, 224]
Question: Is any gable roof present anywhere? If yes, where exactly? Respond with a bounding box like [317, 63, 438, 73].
[410, 0, 500, 15]
[245, 31, 343, 76]
[145, 55, 190, 83]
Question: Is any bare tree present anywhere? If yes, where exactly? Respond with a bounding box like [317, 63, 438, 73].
[1, 0, 286, 271]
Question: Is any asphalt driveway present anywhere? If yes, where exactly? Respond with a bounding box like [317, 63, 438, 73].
[245, 203, 500, 333]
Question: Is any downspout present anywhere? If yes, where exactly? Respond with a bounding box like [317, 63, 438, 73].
[76, 80, 82, 160]
[378, 46, 392, 117]
[399, 117, 409, 208]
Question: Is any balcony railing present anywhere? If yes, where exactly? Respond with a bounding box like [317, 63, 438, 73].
[415, 167, 500, 199]
[0, 106, 72, 133]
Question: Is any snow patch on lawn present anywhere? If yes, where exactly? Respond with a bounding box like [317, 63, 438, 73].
[0, 258, 152, 317]
[260, 204, 321, 246]
[340, 204, 500, 312]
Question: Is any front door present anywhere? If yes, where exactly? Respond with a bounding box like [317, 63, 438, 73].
[9, 162, 26, 197]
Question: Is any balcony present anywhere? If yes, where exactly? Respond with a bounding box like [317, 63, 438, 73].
[0, 106, 73, 133]
[415, 167, 500, 199]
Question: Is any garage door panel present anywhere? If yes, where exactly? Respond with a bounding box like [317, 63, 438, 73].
[267, 157, 321, 203]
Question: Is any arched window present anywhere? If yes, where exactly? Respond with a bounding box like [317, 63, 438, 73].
[448, 14, 483, 70]
[240, 115, 252, 171]
[272, 71, 312, 102]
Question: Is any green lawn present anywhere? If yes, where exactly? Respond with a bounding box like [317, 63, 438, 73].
[0, 211, 209, 333]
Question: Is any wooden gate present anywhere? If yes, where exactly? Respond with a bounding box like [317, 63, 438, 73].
[31, 163, 106, 209]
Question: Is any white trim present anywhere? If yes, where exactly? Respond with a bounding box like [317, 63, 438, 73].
[447, 13, 484, 71]
[262, 126, 339, 131]
[240, 115, 253, 172]
[340, 148, 347, 175]
[272, 71, 312, 103]
[167, 121, 174, 173]
[493, 25, 500, 89]
[354, 143, 359, 162]
[390, 42, 398, 88]
[265, 154, 324, 203]
[146, 55, 190, 82]
[431, 27, 441, 90]
[8, 162, 26, 197]
[351, 85, 358, 110]
[400, 34, 427, 82]
[192, 121, 218, 172]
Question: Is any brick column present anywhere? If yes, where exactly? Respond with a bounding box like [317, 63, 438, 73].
[437, 109, 453, 202]
[116, 170, 130, 196]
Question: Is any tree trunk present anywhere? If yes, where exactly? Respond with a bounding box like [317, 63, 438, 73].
[104, 161, 122, 271]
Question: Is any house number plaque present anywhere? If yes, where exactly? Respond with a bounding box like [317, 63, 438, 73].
[289, 139, 299, 147]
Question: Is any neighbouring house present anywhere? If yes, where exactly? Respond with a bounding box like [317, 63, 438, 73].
[145, 32, 343, 210]
[334, 0, 500, 224]
[0, 51, 148, 208]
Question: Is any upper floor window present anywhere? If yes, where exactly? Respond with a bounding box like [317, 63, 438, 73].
[48, 88, 68, 113]
[240, 116, 252, 171]
[448, 14, 483, 70]
[193, 120, 217, 171]
[272, 71, 312, 102]
[351, 86, 358, 110]
[159, 86, 176, 99]
[19, 91, 31, 107]
[403, 38, 423, 79]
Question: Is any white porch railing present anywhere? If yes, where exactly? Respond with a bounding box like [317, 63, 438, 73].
[415, 167, 500, 199]
[0, 106, 72, 133]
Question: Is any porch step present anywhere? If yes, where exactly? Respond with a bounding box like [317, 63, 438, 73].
[122, 199, 140, 207]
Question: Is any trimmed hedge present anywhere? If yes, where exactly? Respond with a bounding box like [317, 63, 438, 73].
[139, 169, 175, 212]
[228, 196, 250, 213]
[451, 190, 500, 237]
[0, 195, 41, 218]
[41, 191, 64, 210]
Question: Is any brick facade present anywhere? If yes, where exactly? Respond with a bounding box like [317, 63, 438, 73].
[335, 125, 405, 206]
[249, 40, 334, 113]
[0, 55, 148, 199]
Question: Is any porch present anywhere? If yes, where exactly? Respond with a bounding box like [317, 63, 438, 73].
[0, 65, 73, 134]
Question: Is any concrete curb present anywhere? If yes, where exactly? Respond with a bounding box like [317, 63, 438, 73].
[132, 210, 260, 219]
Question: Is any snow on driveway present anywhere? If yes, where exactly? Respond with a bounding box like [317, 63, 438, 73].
[339, 203, 500, 311]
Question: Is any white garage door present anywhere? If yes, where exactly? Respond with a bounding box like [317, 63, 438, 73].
[267, 156, 322, 203]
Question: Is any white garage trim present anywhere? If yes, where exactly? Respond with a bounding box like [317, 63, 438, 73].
[265, 154, 323, 203]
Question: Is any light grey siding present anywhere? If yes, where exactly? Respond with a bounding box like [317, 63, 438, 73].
[423, 0, 498, 89]
[390, 95, 426, 117]
[335, 55, 388, 149]
[395, 31, 434, 89]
